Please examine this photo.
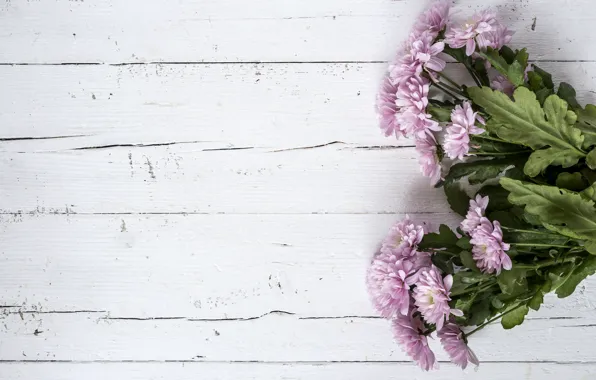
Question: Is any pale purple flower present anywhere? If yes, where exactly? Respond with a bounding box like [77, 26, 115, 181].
[438, 322, 480, 369]
[367, 253, 417, 317]
[396, 75, 430, 114]
[389, 49, 422, 86]
[445, 9, 498, 56]
[381, 216, 425, 257]
[491, 74, 515, 96]
[409, 32, 446, 79]
[444, 102, 486, 160]
[392, 311, 438, 371]
[470, 218, 512, 275]
[376, 75, 403, 138]
[476, 22, 514, 52]
[412, 0, 451, 39]
[461, 194, 489, 233]
[395, 75, 440, 138]
[413, 266, 463, 331]
[416, 134, 442, 185]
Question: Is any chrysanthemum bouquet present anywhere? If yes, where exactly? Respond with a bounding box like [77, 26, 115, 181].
[368, 0, 596, 371]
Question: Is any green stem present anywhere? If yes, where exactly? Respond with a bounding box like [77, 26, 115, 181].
[436, 72, 463, 90]
[474, 134, 513, 144]
[450, 280, 497, 297]
[473, 150, 530, 156]
[465, 303, 525, 338]
[500, 227, 561, 236]
[515, 256, 577, 270]
[465, 65, 483, 87]
[433, 81, 466, 100]
[511, 243, 571, 248]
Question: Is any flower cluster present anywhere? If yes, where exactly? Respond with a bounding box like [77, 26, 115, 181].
[377, 0, 450, 185]
[367, 217, 478, 370]
[370, 0, 596, 372]
[377, 2, 517, 185]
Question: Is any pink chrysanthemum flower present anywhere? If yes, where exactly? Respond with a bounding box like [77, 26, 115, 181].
[444, 101, 486, 160]
[376, 75, 403, 138]
[476, 22, 514, 52]
[470, 218, 512, 274]
[395, 75, 440, 138]
[412, 0, 451, 39]
[444, 9, 498, 56]
[461, 194, 489, 233]
[491, 74, 515, 96]
[392, 311, 438, 371]
[409, 31, 447, 78]
[381, 216, 425, 257]
[395, 75, 430, 114]
[367, 253, 417, 317]
[416, 134, 442, 185]
[413, 266, 463, 331]
[438, 322, 480, 369]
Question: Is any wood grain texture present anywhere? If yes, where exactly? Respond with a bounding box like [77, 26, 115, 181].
[1, 312, 596, 362]
[1, 214, 594, 318]
[1, 62, 595, 151]
[2, 363, 595, 380]
[1, 0, 596, 377]
[0, 0, 593, 63]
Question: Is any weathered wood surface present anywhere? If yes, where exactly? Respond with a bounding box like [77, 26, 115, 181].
[1, 0, 595, 379]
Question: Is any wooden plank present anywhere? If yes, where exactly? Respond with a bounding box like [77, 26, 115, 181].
[2, 362, 595, 380]
[0, 147, 455, 214]
[0, 62, 595, 152]
[0, 0, 594, 63]
[1, 311, 595, 362]
[1, 214, 595, 319]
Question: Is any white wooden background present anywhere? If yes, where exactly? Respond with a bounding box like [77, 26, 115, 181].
[0, 0, 595, 379]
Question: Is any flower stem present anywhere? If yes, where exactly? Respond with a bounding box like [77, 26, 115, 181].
[465, 65, 483, 87]
[465, 303, 525, 338]
[514, 256, 577, 270]
[436, 72, 463, 91]
[433, 81, 466, 100]
[472, 150, 530, 156]
[500, 227, 561, 236]
[511, 243, 571, 248]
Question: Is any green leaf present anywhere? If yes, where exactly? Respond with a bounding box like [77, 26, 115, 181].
[444, 181, 470, 216]
[501, 178, 596, 241]
[419, 224, 459, 250]
[501, 305, 529, 329]
[527, 71, 544, 91]
[535, 88, 554, 106]
[528, 280, 551, 311]
[500, 46, 516, 64]
[427, 103, 453, 122]
[466, 297, 492, 326]
[498, 268, 528, 296]
[587, 148, 596, 169]
[460, 250, 481, 272]
[478, 48, 524, 86]
[580, 182, 596, 202]
[470, 136, 529, 155]
[446, 157, 525, 186]
[557, 82, 581, 109]
[432, 252, 455, 275]
[514, 48, 529, 69]
[456, 236, 472, 250]
[556, 172, 588, 191]
[576, 104, 596, 149]
[479, 185, 513, 211]
[468, 86, 585, 177]
[532, 65, 554, 89]
[556, 256, 596, 298]
[507, 61, 525, 87]
[584, 240, 596, 255]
